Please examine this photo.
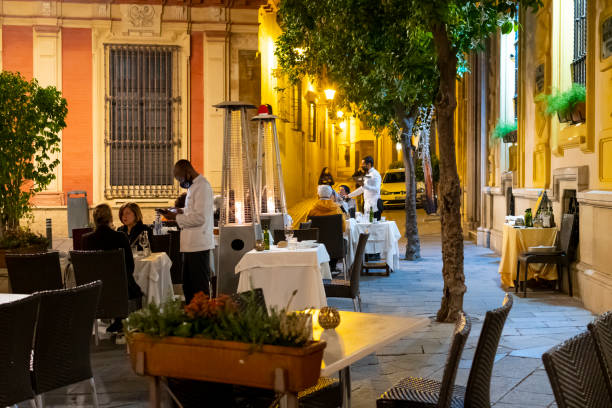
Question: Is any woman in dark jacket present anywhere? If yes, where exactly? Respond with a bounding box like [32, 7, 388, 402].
[318, 167, 334, 186]
[117, 202, 153, 248]
[82, 203, 143, 333]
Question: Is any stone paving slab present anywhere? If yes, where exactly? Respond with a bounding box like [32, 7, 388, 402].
[29, 209, 594, 407]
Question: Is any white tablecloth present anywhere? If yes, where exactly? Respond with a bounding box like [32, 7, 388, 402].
[235, 243, 331, 311]
[345, 219, 401, 270]
[134, 252, 174, 305]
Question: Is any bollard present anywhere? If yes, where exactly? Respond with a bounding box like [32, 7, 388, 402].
[46, 218, 52, 249]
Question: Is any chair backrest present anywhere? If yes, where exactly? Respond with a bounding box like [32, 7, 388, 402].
[273, 229, 320, 243]
[6, 251, 63, 294]
[543, 331, 612, 408]
[464, 294, 513, 407]
[169, 230, 183, 284]
[587, 310, 612, 399]
[438, 312, 471, 408]
[558, 213, 577, 259]
[70, 249, 128, 319]
[0, 294, 40, 406]
[308, 214, 344, 258]
[230, 288, 267, 315]
[31, 281, 102, 394]
[72, 227, 93, 251]
[349, 233, 369, 297]
[150, 234, 171, 256]
[299, 221, 312, 230]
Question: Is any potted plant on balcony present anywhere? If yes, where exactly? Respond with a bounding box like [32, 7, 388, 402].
[492, 120, 518, 143]
[125, 291, 326, 392]
[536, 83, 586, 124]
[0, 71, 67, 264]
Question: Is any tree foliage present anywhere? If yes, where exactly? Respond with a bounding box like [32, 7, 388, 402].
[0, 71, 67, 232]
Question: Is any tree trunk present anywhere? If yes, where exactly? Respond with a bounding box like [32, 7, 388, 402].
[397, 109, 421, 261]
[432, 23, 466, 323]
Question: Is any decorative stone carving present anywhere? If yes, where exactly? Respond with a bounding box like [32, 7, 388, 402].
[119, 4, 162, 36]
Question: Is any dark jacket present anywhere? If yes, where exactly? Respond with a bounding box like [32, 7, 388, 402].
[117, 221, 153, 248]
[318, 173, 334, 186]
[82, 225, 142, 299]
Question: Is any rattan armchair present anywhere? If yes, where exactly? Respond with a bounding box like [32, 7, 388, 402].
[6, 251, 63, 293]
[0, 294, 40, 407]
[543, 331, 612, 407]
[587, 310, 612, 399]
[31, 281, 102, 408]
[377, 313, 471, 408]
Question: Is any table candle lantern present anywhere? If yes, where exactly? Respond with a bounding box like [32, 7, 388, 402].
[215, 101, 261, 295]
[252, 105, 288, 235]
[318, 306, 341, 329]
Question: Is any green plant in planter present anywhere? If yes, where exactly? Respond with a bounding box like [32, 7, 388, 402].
[125, 290, 313, 348]
[0, 228, 48, 250]
[536, 83, 586, 121]
[492, 120, 517, 141]
[0, 71, 68, 239]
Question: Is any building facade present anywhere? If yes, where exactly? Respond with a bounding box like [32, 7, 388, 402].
[460, 0, 612, 313]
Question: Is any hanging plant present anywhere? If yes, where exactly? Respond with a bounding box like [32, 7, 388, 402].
[536, 83, 586, 124]
[492, 120, 517, 143]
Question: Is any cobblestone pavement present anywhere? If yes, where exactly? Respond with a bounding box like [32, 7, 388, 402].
[38, 209, 592, 407]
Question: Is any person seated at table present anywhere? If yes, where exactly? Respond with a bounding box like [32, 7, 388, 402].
[307, 185, 346, 232]
[117, 202, 152, 248]
[336, 185, 356, 218]
[82, 203, 142, 333]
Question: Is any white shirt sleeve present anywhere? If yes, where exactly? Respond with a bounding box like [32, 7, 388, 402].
[176, 182, 209, 229]
[348, 186, 363, 198]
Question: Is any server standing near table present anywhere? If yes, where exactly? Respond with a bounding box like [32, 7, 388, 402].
[343, 156, 383, 220]
[160, 160, 214, 303]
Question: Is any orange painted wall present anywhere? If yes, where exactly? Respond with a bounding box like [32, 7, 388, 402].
[190, 32, 204, 173]
[2, 25, 33, 79]
[62, 28, 93, 203]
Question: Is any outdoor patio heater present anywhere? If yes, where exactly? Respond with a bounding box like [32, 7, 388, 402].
[215, 101, 260, 295]
[252, 105, 288, 235]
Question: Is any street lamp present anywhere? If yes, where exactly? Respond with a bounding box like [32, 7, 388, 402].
[339, 121, 346, 130]
[336, 110, 344, 118]
[324, 88, 336, 101]
[396, 142, 402, 151]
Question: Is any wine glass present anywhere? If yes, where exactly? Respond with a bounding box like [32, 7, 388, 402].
[285, 227, 294, 242]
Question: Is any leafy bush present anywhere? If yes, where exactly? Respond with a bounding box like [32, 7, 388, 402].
[536, 83, 586, 116]
[492, 120, 517, 140]
[0, 228, 48, 250]
[125, 291, 313, 348]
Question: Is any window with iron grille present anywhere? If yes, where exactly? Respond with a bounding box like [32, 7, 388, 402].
[290, 83, 302, 131]
[572, 0, 587, 85]
[104, 45, 181, 199]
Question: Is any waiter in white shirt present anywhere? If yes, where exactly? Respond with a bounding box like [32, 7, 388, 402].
[343, 156, 383, 220]
[160, 160, 214, 303]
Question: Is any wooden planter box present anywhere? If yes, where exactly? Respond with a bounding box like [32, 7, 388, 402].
[570, 101, 586, 124]
[127, 333, 326, 393]
[0, 245, 48, 268]
[503, 130, 517, 143]
[557, 110, 572, 124]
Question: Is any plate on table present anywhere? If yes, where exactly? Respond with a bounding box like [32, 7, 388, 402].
[528, 245, 557, 253]
[301, 240, 317, 245]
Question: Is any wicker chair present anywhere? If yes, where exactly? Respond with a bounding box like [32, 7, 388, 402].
[6, 251, 63, 293]
[378, 312, 471, 408]
[516, 213, 578, 297]
[273, 228, 320, 243]
[70, 249, 129, 344]
[542, 331, 612, 408]
[168, 230, 183, 284]
[31, 281, 102, 408]
[150, 233, 171, 257]
[0, 294, 40, 407]
[587, 310, 612, 399]
[378, 294, 513, 407]
[324, 233, 369, 312]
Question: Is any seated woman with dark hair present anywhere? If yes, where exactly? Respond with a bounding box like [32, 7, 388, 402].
[82, 203, 143, 333]
[117, 202, 152, 248]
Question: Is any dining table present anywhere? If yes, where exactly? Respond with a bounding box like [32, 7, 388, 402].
[0, 293, 28, 305]
[498, 224, 558, 287]
[133, 252, 174, 305]
[345, 218, 401, 271]
[235, 243, 332, 311]
[307, 310, 429, 408]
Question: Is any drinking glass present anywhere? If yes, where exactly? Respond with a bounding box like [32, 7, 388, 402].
[285, 227, 294, 242]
